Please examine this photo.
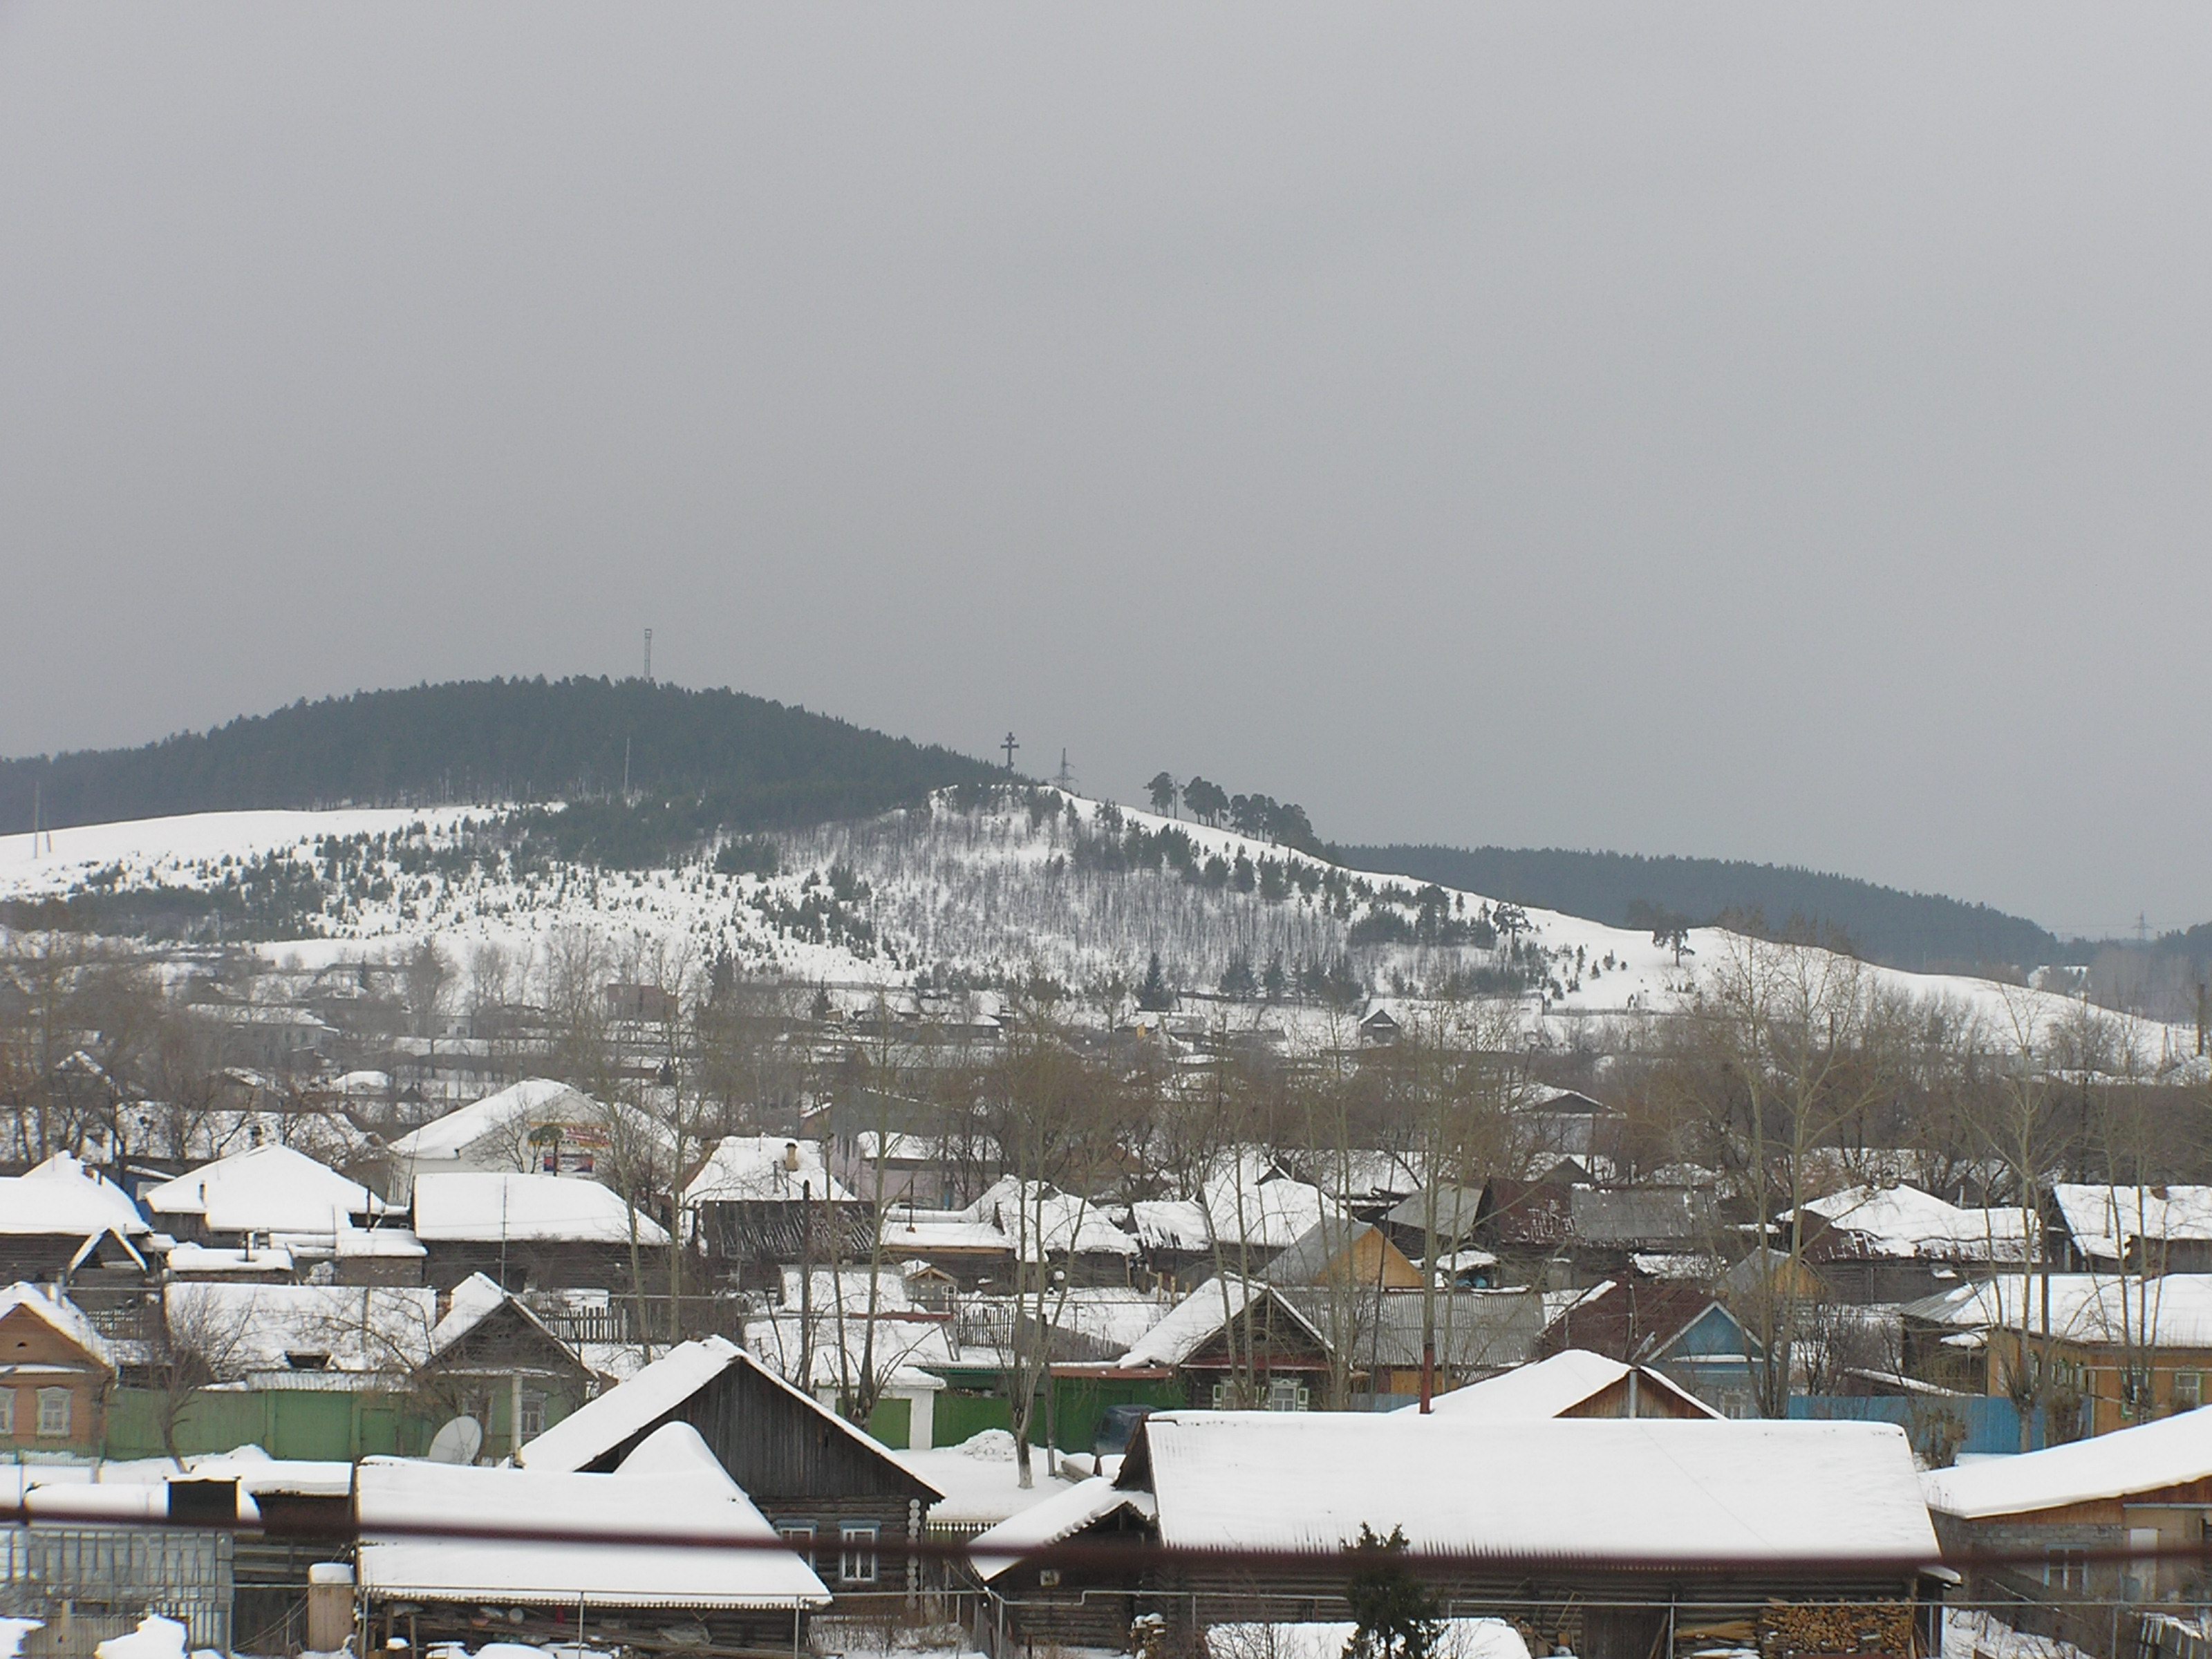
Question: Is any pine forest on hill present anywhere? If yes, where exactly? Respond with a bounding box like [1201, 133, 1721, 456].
[0, 677, 1000, 861]
[1342, 843, 2061, 977]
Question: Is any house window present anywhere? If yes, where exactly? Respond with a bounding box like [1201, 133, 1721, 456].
[1210, 1382, 1230, 1409]
[518, 1389, 547, 1441]
[2124, 1367, 2153, 1416]
[2175, 1373, 2202, 1412]
[1266, 1377, 1310, 1412]
[36, 1388, 71, 1438]
[0, 1390, 13, 1436]
[839, 1524, 879, 1584]
[2043, 1548, 2089, 1592]
[777, 1522, 816, 1566]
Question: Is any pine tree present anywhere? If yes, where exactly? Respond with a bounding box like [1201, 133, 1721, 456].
[1341, 1526, 1441, 1659]
[1136, 950, 1173, 1012]
[1146, 772, 1178, 816]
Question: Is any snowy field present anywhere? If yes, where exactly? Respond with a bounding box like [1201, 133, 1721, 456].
[0, 794, 2188, 1070]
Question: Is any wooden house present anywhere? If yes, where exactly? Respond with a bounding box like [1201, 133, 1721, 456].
[415, 1273, 599, 1461]
[1926, 1405, 2212, 1614]
[1114, 1276, 1334, 1411]
[971, 1413, 1947, 1659]
[410, 1171, 671, 1293]
[1539, 1279, 1762, 1417]
[516, 1336, 942, 1600]
[686, 1136, 873, 1291]
[1259, 1221, 1422, 1293]
[1427, 1347, 1722, 1420]
[0, 1282, 114, 1456]
[0, 1154, 157, 1307]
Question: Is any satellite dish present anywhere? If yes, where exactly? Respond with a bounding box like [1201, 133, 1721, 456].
[426, 1416, 484, 1465]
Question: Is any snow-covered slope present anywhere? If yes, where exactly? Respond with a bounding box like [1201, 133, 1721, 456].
[1, 795, 2186, 1069]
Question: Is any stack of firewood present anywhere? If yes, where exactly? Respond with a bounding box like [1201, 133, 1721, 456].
[1756, 1600, 1914, 1659]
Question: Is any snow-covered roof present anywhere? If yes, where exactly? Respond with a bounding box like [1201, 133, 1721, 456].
[166, 1283, 440, 1376]
[0, 1282, 115, 1368]
[969, 1178, 1138, 1259]
[2052, 1185, 2212, 1264]
[143, 1144, 386, 1235]
[0, 1154, 150, 1238]
[1208, 1622, 1528, 1659]
[517, 1335, 942, 1498]
[746, 1310, 957, 1391]
[165, 1241, 294, 1275]
[357, 1421, 829, 1609]
[1118, 1276, 1322, 1369]
[1904, 1273, 2212, 1350]
[1925, 1405, 2212, 1520]
[1127, 1414, 1939, 1565]
[684, 1136, 853, 1207]
[968, 1474, 1156, 1580]
[1425, 1349, 1719, 1421]
[1801, 1185, 2030, 1262]
[411, 1172, 671, 1246]
[881, 1212, 1017, 1254]
[388, 1078, 663, 1162]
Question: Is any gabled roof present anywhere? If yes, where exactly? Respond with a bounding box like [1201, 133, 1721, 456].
[1120, 1413, 1938, 1565]
[1539, 1279, 1756, 1366]
[683, 1136, 853, 1207]
[1801, 1184, 2030, 1263]
[144, 1144, 386, 1234]
[515, 1335, 943, 1500]
[1427, 1348, 1721, 1421]
[357, 1422, 829, 1609]
[388, 1078, 666, 1162]
[2052, 1184, 2212, 1264]
[1925, 1405, 2212, 1519]
[1902, 1273, 2212, 1350]
[1278, 1288, 1541, 1370]
[1570, 1186, 1714, 1248]
[1260, 1220, 1396, 1287]
[0, 1282, 115, 1369]
[0, 1154, 150, 1239]
[411, 1172, 671, 1246]
[967, 1475, 1156, 1581]
[1117, 1275, 1327, 1369]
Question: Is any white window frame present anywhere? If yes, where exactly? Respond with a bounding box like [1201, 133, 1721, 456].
[1265, 1377, 1310, 1412]
[839, 1523, 879, 1584]
[518, 1389, 547, 1441]
[35, 1387, 71, 1438]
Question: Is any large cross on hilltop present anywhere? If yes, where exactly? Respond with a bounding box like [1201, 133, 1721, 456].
[1001, 731, 1020, 773]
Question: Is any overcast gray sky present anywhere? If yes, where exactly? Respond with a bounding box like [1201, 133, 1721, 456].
[2, 5, 2206, 934]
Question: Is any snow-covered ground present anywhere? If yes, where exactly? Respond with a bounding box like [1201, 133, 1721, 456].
[901, 1428, 1083, 1530]
[0, 793, 2187, 1071]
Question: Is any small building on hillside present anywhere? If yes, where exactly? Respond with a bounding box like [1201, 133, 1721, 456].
[1924, 1405, 2212, 1609]
[358, 1422, 829, 1651]
[517, 1335, 942, 1601]
[1427, 1347, 1721, 1421]
[411, 1171, 671, 1292]
[0, 1282, 115, 1456]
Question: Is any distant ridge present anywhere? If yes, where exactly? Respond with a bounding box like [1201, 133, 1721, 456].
[1, 677, 998, 844]
[1340, 843, 2059, 975]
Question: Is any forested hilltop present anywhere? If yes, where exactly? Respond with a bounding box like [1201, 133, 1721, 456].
[1340, 842, 2059, 976]
[0, 677, 1000, 859]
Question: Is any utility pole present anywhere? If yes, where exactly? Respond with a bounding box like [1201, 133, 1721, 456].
[1000, 732, 1019, 774]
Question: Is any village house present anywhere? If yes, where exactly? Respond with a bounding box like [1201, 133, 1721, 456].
[1924, 1405, 2212, 1612]
[517, 1335, 943, 1602]
[2051, 1184, 2212, 1275]
[1259, 1219, 1423, 1293]
[0, 1282, 115, 1456]
[1797, 1183, 2034, 1304]
[142, 1143, 391, 1248]
[1115, 1275, 1333, 1410]
[0, 1152, 158, 1303]
[971, 1413, 1947, 1659]
[384, 1078, 671, 1198]
[1427, 1346, 1723, 1420]
[686, 1135, 871, 1291]
[409, 1170, 671, 1293]
[357, 1421, 829, 1652]
[1903, 1273, 2212, 1437]
[1538, 1278, 1763, 1417]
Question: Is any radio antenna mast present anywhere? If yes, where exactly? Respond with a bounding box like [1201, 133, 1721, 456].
[644, 629, 653, 684]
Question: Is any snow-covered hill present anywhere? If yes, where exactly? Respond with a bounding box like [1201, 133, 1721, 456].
[1, 794, 2189, 1071]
